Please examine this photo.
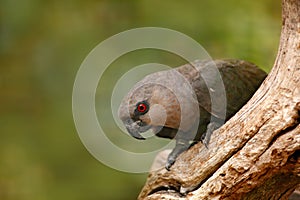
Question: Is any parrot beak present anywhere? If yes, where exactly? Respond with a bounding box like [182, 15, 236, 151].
[123, 118, 146, 140]
[126, 127, 145, 140]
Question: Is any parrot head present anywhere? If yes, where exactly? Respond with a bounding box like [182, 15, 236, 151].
[118, 70, 199, 140]
[118, 82, 181, 140]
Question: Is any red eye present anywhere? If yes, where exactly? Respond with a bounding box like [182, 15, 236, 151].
[136, 102, 149, 114]
[137, 103, 147, 112]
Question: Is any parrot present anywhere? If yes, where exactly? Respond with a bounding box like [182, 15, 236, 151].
[118, 59, 267, 170]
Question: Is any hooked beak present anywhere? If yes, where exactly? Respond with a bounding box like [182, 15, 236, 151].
[125, 123, 145, 140]
[123, 118, 151, 140]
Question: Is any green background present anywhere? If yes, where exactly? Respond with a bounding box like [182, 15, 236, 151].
[1, 0, 280, 199]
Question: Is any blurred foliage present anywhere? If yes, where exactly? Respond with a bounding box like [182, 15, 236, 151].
[0, 0, 280, 200]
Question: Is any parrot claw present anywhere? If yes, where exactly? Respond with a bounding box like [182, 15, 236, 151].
[165, 157, 175, 170]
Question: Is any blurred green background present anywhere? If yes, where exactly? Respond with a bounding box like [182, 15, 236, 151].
[0, 0, 281, 200]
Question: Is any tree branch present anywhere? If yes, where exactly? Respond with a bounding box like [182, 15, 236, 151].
[139, 0, 300, 199]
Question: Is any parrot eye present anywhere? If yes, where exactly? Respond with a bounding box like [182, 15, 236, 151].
[136, 101, 149, 114]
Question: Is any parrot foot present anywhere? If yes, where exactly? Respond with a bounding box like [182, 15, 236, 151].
[201, 121, 223, 147]
[165, 139, 190, 170]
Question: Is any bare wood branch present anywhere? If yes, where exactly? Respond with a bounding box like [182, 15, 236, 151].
[139, 0, 300, 199]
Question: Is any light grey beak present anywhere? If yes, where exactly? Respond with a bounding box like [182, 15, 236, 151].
[123, 119, 146, 140]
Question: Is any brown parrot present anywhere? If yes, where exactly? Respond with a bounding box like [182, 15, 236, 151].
[118, 59, 267, 170]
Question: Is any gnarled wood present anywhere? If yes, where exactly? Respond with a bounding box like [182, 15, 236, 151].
[139, 0, 300, 199]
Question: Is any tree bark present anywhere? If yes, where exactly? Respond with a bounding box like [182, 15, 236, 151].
[138, 0, 300, 199]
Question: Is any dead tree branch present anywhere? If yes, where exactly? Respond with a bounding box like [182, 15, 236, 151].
[139, 0, 300, 199]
